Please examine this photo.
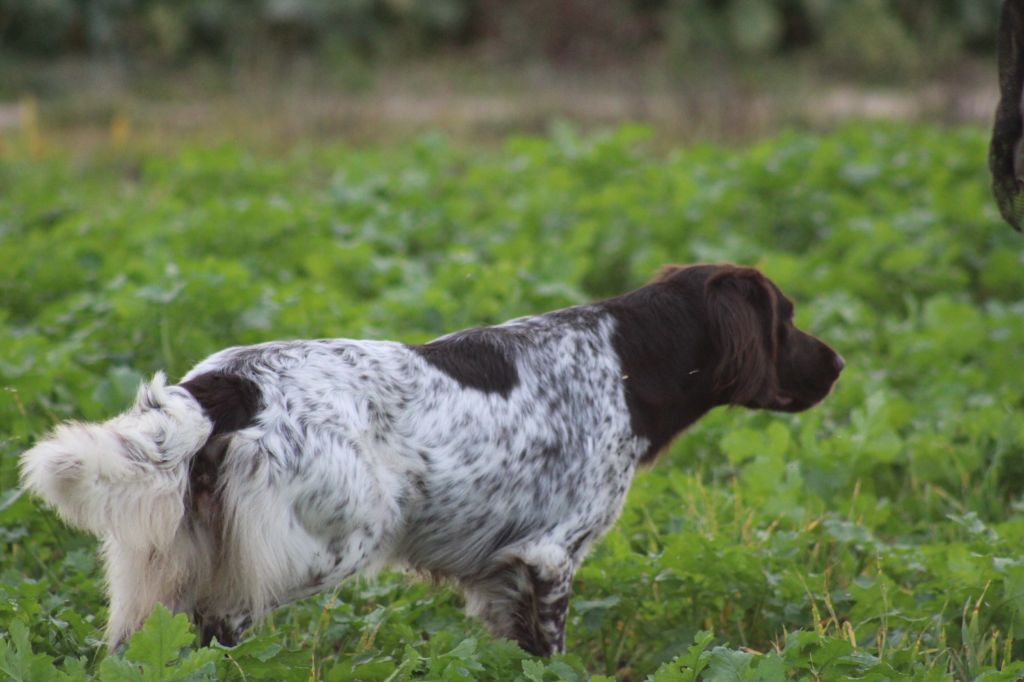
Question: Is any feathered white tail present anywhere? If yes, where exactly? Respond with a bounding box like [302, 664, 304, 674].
[20, 372, 213, 552]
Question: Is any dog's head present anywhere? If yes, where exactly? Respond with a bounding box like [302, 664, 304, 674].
[658, 264, 843, 412]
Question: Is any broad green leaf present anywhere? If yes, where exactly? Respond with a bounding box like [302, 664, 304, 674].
[124, 604, 194, 671]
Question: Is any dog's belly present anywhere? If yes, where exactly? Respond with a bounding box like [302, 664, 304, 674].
[392, 428, 641, 579]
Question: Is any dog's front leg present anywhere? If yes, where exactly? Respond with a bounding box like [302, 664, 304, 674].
[464, 545, 574, 656]
[529, 564, 572, 656]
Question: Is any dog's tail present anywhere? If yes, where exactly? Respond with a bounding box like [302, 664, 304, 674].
[20, 372, 212, 552]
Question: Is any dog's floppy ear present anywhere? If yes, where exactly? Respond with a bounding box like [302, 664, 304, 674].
[705, 267, 779, 405]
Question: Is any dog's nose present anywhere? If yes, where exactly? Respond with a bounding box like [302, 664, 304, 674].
[833, 353, 845, 373]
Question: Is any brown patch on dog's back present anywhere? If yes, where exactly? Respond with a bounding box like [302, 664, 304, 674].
[412, 331, 520, 397]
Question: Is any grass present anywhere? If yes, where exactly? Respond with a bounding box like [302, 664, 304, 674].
[1, 120, 1023, 680]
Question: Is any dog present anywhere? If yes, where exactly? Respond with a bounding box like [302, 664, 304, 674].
[20, 263, 843, 655]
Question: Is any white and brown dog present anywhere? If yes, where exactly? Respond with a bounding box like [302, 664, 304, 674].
[21, 264, 843, 655]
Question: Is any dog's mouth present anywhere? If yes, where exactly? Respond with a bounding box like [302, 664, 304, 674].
[765, 392, 806, 412]
[770, 379, 840, 413]
[768, 351, 845, 413]
[768, 392, 816, 413]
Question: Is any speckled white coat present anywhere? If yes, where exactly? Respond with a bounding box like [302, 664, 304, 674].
[24, 306, 647, 653]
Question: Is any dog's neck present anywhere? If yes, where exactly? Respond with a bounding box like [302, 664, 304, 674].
[600, 283, 722, 463]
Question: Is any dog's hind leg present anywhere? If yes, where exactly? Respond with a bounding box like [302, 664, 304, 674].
[463, 544, 574, 656]
[195, 612, 252, 647]
[103, 532, 212, 650]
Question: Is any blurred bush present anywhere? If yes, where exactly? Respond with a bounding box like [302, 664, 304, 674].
[0, 0, 1002, 68]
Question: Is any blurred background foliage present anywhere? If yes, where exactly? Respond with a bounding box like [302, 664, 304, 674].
[0, 0, 1003, 76]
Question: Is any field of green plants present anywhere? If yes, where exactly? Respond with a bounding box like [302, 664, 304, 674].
[1, 122, 1023, 680]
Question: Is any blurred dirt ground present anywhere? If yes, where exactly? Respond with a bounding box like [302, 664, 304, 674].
[0, 55, 1000, 155]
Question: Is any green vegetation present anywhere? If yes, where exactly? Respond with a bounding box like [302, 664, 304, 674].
[0, 0, 1000, 76]
[1, 123, 1023, 680]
